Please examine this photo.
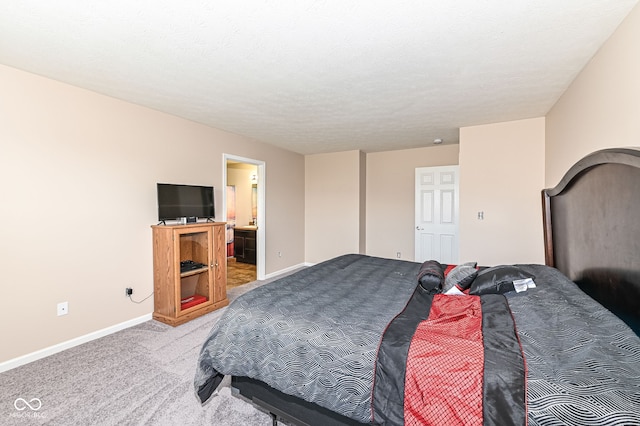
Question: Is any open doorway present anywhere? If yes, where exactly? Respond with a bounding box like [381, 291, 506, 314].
[223, 154, 266, 287]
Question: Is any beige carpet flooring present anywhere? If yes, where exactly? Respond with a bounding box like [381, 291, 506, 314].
[0, 271, 302, 426]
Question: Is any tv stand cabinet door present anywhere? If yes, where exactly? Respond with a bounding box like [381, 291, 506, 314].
[213, 224, 227, 303]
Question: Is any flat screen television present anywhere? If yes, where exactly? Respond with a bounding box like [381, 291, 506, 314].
[157, 183, 215, 222]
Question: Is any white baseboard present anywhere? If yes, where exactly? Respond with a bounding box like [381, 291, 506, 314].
[264, 262, 311, 280]
[0, 313, 152, 373]
[2, 263, 314, 373]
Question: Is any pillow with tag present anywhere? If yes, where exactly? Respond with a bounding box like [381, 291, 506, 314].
[469, 265, 535, 295]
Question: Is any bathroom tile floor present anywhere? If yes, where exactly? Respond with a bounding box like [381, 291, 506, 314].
[227, 258, 257, 289]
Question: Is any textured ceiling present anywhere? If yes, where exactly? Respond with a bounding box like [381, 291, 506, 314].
[1, 1, 638, 154]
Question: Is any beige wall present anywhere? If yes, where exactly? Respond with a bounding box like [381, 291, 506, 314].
[366, 145, 459, 261]
[0, 64, 305, 363]
[546, 3, 640, 187]
[459, 118, 546, 266]
[358, 151, 367, 254]
[305, 150, 365, 264]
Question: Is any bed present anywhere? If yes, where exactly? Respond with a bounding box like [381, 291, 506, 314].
[194, 148, 640, 425]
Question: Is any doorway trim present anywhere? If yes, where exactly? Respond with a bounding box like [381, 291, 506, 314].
[223, 154, 266, 280]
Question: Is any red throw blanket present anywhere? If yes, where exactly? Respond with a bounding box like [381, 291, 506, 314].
[373, 288, 526, 425]
[404, 295, 484, 425]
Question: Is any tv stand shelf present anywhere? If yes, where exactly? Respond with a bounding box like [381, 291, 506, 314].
[151, 222, 228, 326]
[181, 267, 209, 278]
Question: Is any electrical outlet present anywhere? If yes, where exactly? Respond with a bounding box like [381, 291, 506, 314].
[57, 301, 68, 316]
[396, 252, 401, 259]
[125, 287, 133, 297]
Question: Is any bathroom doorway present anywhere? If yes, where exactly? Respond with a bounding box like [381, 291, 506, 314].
[223, 154, 265, 286]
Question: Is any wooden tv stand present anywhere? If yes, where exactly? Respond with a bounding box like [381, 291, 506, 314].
[151, 222, 228, 326]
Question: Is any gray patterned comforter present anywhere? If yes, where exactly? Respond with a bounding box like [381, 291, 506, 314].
[195, 254, 421, 421]
[508, 265, 640, 426]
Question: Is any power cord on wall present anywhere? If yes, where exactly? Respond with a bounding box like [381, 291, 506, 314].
[126, 291, 154, 304]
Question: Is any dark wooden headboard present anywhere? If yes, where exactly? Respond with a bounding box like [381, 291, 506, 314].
[542, 147, 640, 333]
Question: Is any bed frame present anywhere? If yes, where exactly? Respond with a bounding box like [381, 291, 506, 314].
[542, 147, 640, 334]
[231, 376, 362, 426]
[233, 147, 640, 425]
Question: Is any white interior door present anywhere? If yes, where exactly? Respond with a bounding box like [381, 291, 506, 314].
[415, 166, 459, 264]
